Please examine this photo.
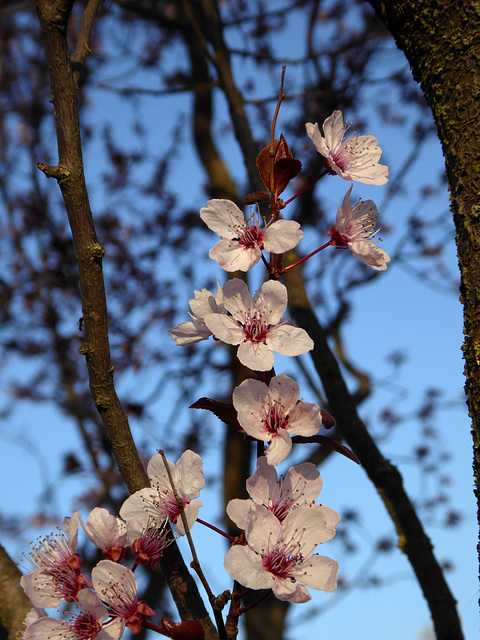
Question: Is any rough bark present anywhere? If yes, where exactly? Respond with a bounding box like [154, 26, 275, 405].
[367, 0, 480, 600]
[0, 545, 31, 640]
[33, 1, 218, 637]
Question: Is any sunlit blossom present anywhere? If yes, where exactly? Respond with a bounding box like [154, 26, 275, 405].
[170, 284, 224, 346]
[224, 506, 339, 602]
[232, 375, 322, 464]
[328, 186, 390, 270]
[23, 589, 118, 640]
[127, 518, 172, 568]
[92, 560, 154, 635]
[306, 110, 388, 185]
[81, 508, 128, 563]
[120, 450, 204, 536]
[203, 279, 313, 371]
[21, 512, 85, 607]
[200, 198, 303, 272]
[227, 456, 339, 533]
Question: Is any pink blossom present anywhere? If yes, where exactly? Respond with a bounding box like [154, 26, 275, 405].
[92, 561, 154, 635]
[306, 110, 388, 185]
[200, 199, 303, 272]
[23, 590, 118, 640]
[203, 279, 313, 371]
[224, 506, 339, 603]
[328, 186, 390, 270]
[170, 284, 224, 346]
[232, 375, 322, 464]
[81, 508, 128, 563]
[227, 456, 339, 533]
[21, 512, 85, 607]
[126, 518, 172, 568]
[120, 450, 204, 536]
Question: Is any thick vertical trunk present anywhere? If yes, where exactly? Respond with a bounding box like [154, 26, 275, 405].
[368, 0, 480, 589]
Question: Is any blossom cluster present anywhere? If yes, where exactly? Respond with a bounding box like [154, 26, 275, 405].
[170, 110, 389, 604]
[21, 451, 204, 640]
[21, 110, 389, 638]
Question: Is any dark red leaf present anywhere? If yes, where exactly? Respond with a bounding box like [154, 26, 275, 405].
[244, 191, 271, 205]
[320, 409, 335, 429]
[190, 397, 243, 433]
[256, 143, 274, 191]
[275, 134, 294, 160]
[159, 618, 205, 640]
[273, 157, 302, 196]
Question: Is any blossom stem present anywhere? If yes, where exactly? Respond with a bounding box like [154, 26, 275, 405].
[282, 240, 333, 272]
[238, 589, 272, 614]
[158, 450, 228, 640]
[283, 168, 328, 206]
[269, 66, 287, 200]
[197, 518, 235, 542]
[142, 620, 168, 636]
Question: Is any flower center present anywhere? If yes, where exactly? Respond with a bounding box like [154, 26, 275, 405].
[263, 400, 289, 435]
[238, 224, 264, 249]
[243, 312, 270, 343]
[346, 205, 379, 241]
[263, 547, 301, 580]
[73, 614, 101, 640]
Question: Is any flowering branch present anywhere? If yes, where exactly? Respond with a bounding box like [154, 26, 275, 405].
[33, 2, 217, 637]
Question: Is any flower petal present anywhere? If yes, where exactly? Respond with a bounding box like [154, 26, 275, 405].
[263, 220, 303, 254]
[200, 199, 246, 239]
[266, 325, 313, 356]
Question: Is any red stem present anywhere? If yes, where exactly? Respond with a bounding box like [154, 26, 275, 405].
[197, 518, 235, 541]
[283, 168, 328, 206]
[282, 240, 333, 273]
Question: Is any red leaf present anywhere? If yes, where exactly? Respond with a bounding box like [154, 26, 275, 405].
[275, 134, 294, 160]
[273, 157, 302, 196]
[256, 143, 274, 191]
[244, 191, 271, 205]
[190, 397, 243, 433]
[159, 618, 205, 640]
[320, 409, 335, 429]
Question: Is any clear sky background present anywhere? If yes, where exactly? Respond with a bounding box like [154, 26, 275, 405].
[0, 4, 477, 640]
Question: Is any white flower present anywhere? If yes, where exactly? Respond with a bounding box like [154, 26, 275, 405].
[120, 450, 204, 536]
[170, 283, 224, 346]
[200, 199, 303, 272]
[21, 512, 84, 607]
[227, 456, 339, 532]
[224, 506, 339, 603]
[306, 110, 388, 185]
[203, 279, 313, 371]
[92, 561, 154, 635]
[329, 186, 390, 270]
[23, 590, 118, 640]
[127, 518, 172, 568]
[81, 508, 128, 562]
[232, 375, 322, 464]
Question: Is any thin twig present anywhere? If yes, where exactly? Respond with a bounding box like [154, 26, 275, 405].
[72, 0, 105, 85]
[158, 450, 228, 640]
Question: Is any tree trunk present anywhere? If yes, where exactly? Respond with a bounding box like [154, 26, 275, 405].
[367, 0, 480, 592]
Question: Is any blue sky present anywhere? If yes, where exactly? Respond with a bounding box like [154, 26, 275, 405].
[1, 5, 478, 640]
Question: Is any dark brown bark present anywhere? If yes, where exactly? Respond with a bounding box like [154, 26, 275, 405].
[367, 0, 480, 608]
[33, 1, 217, 637]
[0, 544, 31, 640]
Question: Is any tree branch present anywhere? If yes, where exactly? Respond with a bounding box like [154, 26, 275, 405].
[33, 2, 217, 637]
[284, 262, 464, 640]
[0, 543, 31, 640]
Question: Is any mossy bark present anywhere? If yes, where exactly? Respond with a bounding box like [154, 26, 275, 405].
[368, 0, 480, 601]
